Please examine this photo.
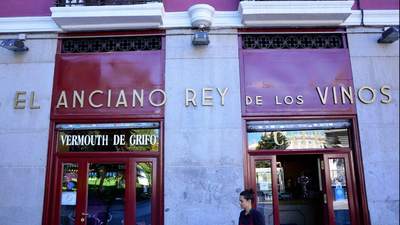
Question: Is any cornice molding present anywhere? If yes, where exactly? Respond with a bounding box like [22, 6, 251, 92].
[363, 10, 400, 26]
[0, 6, 398, 34]
[239, 1, 354, 27]
[50, 3, 165, 31]
[0, 17, 61, 33]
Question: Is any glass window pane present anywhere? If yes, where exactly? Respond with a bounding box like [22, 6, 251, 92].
[248, 129, 349, 150]
[329, 159, 351, 225]
[247, 120, 351, 150]
[87, 163, 126, 225]
[60, 163, 78, 225]
[136, 162, 152, 225]
[57, 128, 159, 152]
[255, 160, 273, 225]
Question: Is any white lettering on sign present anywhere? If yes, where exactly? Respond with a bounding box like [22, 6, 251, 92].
[130, 134, 157, 145]
[14, 91, 40, 109]
[15, 85, 394, 110]
[61, 135, 109, 146]
[185, 88, 229, 107]
[113, 135, 126, 145]
[56, 89, 167, 109]
[358, 86, 392, 104]
[60, 134, 157, 146]
[316, 86, 354, 105]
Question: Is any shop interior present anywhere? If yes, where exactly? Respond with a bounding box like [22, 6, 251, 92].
[257, 155, 326, 225]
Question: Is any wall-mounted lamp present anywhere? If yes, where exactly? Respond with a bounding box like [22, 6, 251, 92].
[192, 31, 210, 45]
[377, 27, 399, 44]
[1, 39, 29, 51]
[188, 4, 215, 46]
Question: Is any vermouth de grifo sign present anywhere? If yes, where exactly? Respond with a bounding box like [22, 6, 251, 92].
[60, 134, 157, 146]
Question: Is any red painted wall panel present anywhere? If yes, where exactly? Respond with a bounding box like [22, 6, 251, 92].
[163, 0, 240, 12]
[360, 0, 399, 10]
[51, 51, 165, 119]
[241, 49, 357, 117]
[0, 0, 53, 17]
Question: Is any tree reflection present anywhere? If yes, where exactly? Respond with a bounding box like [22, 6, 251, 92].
[256, 132, 289, 150]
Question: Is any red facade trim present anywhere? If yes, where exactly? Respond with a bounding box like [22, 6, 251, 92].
[239, 29, 370, 224]
[51, 32, 166, 120]
[42, 32, 166, 225]
[0, 0, 53, 17]
[164, 0, 240, 12]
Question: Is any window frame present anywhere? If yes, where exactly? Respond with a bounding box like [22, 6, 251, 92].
[42, 119, 165, 225]
[242, 116, 369, 225]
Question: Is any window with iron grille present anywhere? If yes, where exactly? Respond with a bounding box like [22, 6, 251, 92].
[242, 34, 344, 50]
[61, 36, 162, 53]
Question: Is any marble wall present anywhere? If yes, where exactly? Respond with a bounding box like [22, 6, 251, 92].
[348, 27, 400, 224]
[164, 29, 244, 224]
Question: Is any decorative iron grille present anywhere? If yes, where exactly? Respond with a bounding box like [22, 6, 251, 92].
[55, 0, 162, 7]
[242, 34, 344, 49]
[61, 36, 162, 53]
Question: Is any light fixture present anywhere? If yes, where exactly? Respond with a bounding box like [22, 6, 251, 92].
[188, 4, 215, 46]
[192, 30, 210, 45]
[377, 27, 399, 44]
[1, 39, 29, 51]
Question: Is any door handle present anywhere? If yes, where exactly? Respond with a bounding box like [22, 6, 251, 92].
[82, 212, 90, 216]
[324, 194, 327, 204]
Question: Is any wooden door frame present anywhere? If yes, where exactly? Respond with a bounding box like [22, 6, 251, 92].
[249, 155, 279, 225]
[324, 153, 358, 225]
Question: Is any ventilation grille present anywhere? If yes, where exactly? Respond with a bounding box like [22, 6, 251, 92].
[242, 34, 344, 49]
[61, 36, 162, 53]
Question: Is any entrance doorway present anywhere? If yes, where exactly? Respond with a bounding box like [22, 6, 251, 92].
[245, 119, 362, 225]
[44, 122, 163, 225]
[58, 158, 155, 225]
[275, 155, 325, 225]
[253, 154, 354, 225]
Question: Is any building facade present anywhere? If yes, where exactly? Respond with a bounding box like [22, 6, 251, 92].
[0, 0, 398, 225]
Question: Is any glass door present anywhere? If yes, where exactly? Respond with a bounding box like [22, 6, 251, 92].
[59, 160, 81, 225]
[57, 158, 155, 225]
[324, 154, 357, 225]
[84, 162, 127, 225]
[251, 154, 339, 225]
[251, 156, 278, 225]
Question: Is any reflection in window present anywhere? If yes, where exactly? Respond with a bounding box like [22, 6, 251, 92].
[255, 160, 274, 225]
[136, 163, 152, 225]
[60, 163, 78, 225]
[329, 159, 351, 225]
[87, 163, 126, 225]
[248, 129, 349, 150]
[247, 120, 351, 150]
